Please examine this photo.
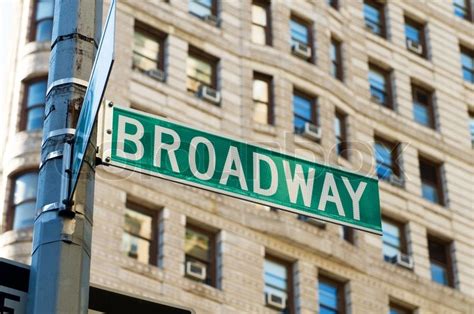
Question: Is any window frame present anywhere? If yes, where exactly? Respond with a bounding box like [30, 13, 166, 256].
[460, 46, 474, 83]
[318, 274, 346, 314]
[404, 16, 427, 59]
[6, 170, 39, 232]
[411, 84, 435, 129]
[330, 37, 343, 81]
[382, 216, 407, 261]
[453, 0, 473, 21]
[20, 76, 48, 132]
[327, 0, 339, 10]
[368, 63, 393, 109]
[29, 0, 54, 42]
[264, 254, 294, 314]
[132, 22, 166, 73]
[374, 136, 400, 180]
[363, 0, 386, 38]
[418, 156, 444, 206]
[428, 235, 454, 288]
[251, 0, 272, 46]
[293, 89, 317, 133]
[469, 110, 474, 147]
[253, 72, 274, 125]
[335, 110, 348, 159]
[389, 301, 414, 314]
[123, 200, 159, 266]
[187, 46, 219, 93]
[290, 14, 313, 61]
[184, 224, 217, 287]
[341, 225, 355, 244]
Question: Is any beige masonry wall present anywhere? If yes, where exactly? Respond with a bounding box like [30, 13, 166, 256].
[0, 0, 473, 313]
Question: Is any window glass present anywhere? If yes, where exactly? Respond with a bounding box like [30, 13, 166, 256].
[374, 140, 395, 180]
[382, 219, 401, 261]
[469, 112, 474, 146]
[11, 172, 38, 230]
[34, 0, 54, 42]
[253, 76, 271, 124]
[413, 102, 430, 126]
[189, 0, 213, 17]
[264, 258, 289, 313]
[133, 29, 161, 72]
[184, 226, 214, 286]
[252, 2, 269, 45]
[369, 66, 389, 106]
[25, 79, 47, 131]
[461, 49, 474, 83]
[319, 278, 341, 314]
[419, 158, 442, 204]
[186, 53, 213, 93]
[293, 93, 313, 133]
[330, 39, 342, 80]
[405, 22, 421, 43]
[390, 304, 412, 314]
[290, 19, 308, 45]
[453, 0, 469, 19]
[428, 237, 452, 286]
[122, 207, 154, 264]
[334, 112, 347, 158]
[364, 1, 383, 35]
[412, 86, 434, 127]
[341, 226, 354, 244]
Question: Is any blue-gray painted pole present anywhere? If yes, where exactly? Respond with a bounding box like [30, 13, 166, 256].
[27, 0, 103, 313]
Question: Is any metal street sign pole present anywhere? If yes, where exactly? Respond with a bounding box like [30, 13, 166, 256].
[98, 105, 382, 234]
[27, 0, 103, 313]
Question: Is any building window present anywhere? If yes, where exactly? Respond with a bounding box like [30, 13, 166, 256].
[368, 64, 392, 108]
[461, 46, 474, 83]
[132, 24, 165, 74]
[251, 0, 271, 45]
[290, 16, 312, 61]
[293, 91, 316, 134]
[253, 73, 273, 125]
[189, 0, 217, 19]
[412, 84, 435, 129]
[389, 302, 414, 314]
[363, 0, 386, 37]
[374, 137, 400, 182]
[428, 236, 454, 287]
[341, 226, 355, 244]
[121, 201, 158, 265]
[453, 0, 472, 21]
[419, 157, 444, 205]
[327, 0, 338, 10]
[318, 275, 345, 314]
[22, 78, 47, 131]
[186, 48, 218, 94]
[334, 111, 348, 158]
[7, 171, 38, 231]
[382, 218, 407, 263]
[264, 256, 293, 313]
[469, 111, 474, 147]
[330, 38, 343, 81]
[404, 17, 427, 58]
[31, 0, 54, 42]
[185, 225, 216, 287]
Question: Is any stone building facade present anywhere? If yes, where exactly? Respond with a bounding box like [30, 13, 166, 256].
[1, 0, 473, 313]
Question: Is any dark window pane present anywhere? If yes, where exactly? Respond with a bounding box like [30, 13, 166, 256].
[428, 237, 452, 287]
[319, 280, 339, 311]
[461, 50, 474, 83]
[430, 262, 449, 285]
[13, 201, 36, 230]
[374, 140, 395, 180]
[293, 93, 313, 133]
[369, 66, 389, 106]
[413, 102, 430, 126]
[27, 81, 47, 107]
[26, 107, 45, 131]
[469, 112, 474, 145]
[364, 1, 383, 36]
[35, 19, 53, 42]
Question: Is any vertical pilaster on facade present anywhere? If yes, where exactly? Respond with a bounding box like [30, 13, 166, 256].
[271, 0, 289, 54]
[293, 260, 317, 314]
[402, 144, 421, 196]
[167, 36, 188, 91]
[349, 280, 387, 314]
[407, 220, 431, 280]
[159, 208, 185, 276]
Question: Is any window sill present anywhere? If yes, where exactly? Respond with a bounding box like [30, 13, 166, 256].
[119, 256, 164, 281]
[253, 123, 276, 136]
[182, 277, 224, 302]
[0, 228, 33, 246]
[21, 41, 51, 57]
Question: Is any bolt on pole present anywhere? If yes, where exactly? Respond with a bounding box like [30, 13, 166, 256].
[27, 0, 103, 313]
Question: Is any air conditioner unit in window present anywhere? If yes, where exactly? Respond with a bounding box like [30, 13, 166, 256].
[199, 85, 221, 104]
[185, 261, 207, 280]
[389, 174, 404, 187]
[203, 14, 220, 26]
[395, 253, 414, 269]
[291, 42, 312, 59]
[265, 292, 287, 310]
[406, 39, 423, 55]
[145, 69, 165, 82]
[303, 122, 322, 141]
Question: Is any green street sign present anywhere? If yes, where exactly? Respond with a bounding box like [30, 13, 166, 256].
[98, 105, 381, 234]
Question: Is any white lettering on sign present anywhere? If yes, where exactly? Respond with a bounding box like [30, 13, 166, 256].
[253, 153, 278, 196]
[154, 126, 181, 173]
[115, 121, 370, 220]
[189, 136, 216, 180]
[283, 160, 315, 207]
[219, 146, 248, 190]
[116, 116, 144, 160]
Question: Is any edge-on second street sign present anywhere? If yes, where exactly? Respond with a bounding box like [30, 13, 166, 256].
[99, 105, 382, 234]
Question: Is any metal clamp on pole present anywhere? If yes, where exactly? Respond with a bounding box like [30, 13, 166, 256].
[58, 139, 75, 218]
